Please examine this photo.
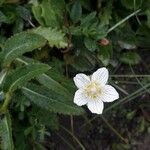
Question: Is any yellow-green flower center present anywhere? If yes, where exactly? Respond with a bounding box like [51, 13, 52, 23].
[84, 82, 101, 99]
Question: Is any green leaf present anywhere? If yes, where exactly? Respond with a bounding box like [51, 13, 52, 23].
[16, 6, 31, 21]
[137, 26, 150, 48]
[84, 37, 97, 52]
[22, 84, 85, 115]
[32, 27, 67, 48]
[97, 44, 112, 66]
[37, 74, 71, 98]
[3, 63, 50, 93]
[0, 9, 15, 24]
[120, 52, 141, 65]
[70, 0, 82, 23]
[15, 57, 73, 96]
[0, 112, 14, 150]
[79, 0, 91, 10]
[30, 107, 59, 130]
[99, 2, 112, 26]
[31, 0, 65, 28]
[72, 51, 96, 71]
[1, 32, 46, 66]
[81, 12, 96, 26]
[145, 10, 150, 28]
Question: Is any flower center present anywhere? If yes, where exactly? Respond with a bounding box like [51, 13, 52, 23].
[84, 82, 101, 99]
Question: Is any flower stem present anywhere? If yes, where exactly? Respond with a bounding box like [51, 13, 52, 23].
[101, 116, 128, 143]
[61, 125, 85, 150]
[110, 74, 150, 78]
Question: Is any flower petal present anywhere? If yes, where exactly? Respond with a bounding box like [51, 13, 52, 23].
[74, 89, 88, 106]
[73, 73, 90, 89]
[91, 67, 108, 85]
[101, 85, 119, 102]
[87, 100, 104, 114]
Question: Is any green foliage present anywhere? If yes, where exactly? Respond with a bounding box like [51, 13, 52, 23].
[70, 0, 82, 23]
[3, 63, 50, 93]
[84, 37, 97, 52]
[0, 32, 46, 66]
[31, 0, 65, 28]
[0, 112, 14, 150]
[22, 83, 84, 115]
[32, 27, 68, 48]
[120, 52, 141, 65]
[99, 2, 113, 26]
[30, 107, 59, 130]
[0, 0, 149, 149]
[97, 44, 113, 66]
[37, 74, 71, 98]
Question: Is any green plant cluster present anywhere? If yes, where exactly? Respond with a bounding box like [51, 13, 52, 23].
[0, 0, 150, 149]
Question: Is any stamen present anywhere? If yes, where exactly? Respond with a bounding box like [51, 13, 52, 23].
[84, 82, 101, 99]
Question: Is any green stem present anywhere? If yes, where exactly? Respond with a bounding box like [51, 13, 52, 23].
[110, 74, 150, 78]
[129, 65, 150, 94]
[0, 92, 11, 113]
[110, 82, 129, 95]
[55, 132, 76, 150]
[107, 9, 141, 33]
[101, 116, 128, 143]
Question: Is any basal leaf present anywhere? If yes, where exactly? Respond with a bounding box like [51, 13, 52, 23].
[15, 57, 72, 97]
[1, 32, 46, 66]
[3, 63, 50, 93]
[0, 112, 14, 150]
[22, 84, 84, 115]
[32, 27, 67, 48]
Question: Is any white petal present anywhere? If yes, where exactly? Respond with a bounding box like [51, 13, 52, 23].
[74, 89, 88, 106]
[87, 100, 104, 114]
[73, 73, 90, 89]
[91, 67, 108, 85]
[101, 85, 119, 102]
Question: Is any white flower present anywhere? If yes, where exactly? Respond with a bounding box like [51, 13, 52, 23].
[73, 67, 119, 114]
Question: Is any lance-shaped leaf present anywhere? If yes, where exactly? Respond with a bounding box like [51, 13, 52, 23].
[3, 63, 50, 94]
[1, 32, 46, 66]
[37, 74, 71, 98]
[0, 112, 14, 150]
[15, 57, 72, 98]
[22, 84, 84, 115]
[32, 27, 67, 48]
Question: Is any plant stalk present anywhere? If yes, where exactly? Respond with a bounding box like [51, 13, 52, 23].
[0, 92, 11, 113]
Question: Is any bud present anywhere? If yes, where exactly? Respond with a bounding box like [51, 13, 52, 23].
[99, 38, 109, 46]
